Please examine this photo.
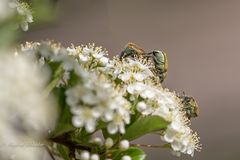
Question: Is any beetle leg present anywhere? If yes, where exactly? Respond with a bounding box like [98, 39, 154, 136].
[119, 51, 126, 60]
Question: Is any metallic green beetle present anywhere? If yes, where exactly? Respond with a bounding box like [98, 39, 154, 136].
[119, 43, 168, 83]
[145, 50, 168, 83]
[178, 95, 199, 119]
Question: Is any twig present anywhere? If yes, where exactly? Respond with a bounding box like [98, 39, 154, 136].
[44, 145, 56, 160]
[69, 146, 76, 160]
[49, 134, 92, 151]
[130, 143, 165, 148]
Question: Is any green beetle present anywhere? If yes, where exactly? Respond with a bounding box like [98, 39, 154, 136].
[178, 94, 199, 119]
[119, 43, 168, 83]
[119, 42, 145, 60]
[145, 50, 168, 83]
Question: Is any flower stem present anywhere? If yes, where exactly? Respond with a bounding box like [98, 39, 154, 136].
[44, 64, 64, 96]
[130, 143, 165, 148]
[44, 145, 56, 160]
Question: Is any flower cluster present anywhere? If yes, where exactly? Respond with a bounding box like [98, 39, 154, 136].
[10, 0, 33, 31]
[67, 43, 109, 69]
[65, 73, 131, 134]
[109, 58, 154, 82]
[15, 41, 201, 159]
[103, 59, 201, 156]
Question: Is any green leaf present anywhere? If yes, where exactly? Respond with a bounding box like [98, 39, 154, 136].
[44, 63, 64, 96]
[112, 147, 146, 160]
[96, 120, 107, 130]
[68, 70, 80, 87]
[57, 144, 70, 160]
[49, 87, 74, 138]
[51, 123, 74, 138]
[122, 116, 169, 141]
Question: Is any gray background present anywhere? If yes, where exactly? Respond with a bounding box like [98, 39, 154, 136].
[22, 0, 240, 159]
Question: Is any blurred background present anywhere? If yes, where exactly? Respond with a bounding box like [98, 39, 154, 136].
[21, 0, 240, 159]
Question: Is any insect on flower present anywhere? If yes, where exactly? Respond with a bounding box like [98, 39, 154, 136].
[178, 94, 199, 119]
[119, 43, 168, 83]
[119, 42, 145, 60]
[144, 50, 168, 83]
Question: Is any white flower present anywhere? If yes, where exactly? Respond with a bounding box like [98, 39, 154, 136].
[118, 59, 153, 82]
[67, 46, 77, 56]
[162, 116, 200, 156]
[83, 46, 94, 55]
[125, 79, 200, 156]
[163, 121, 186, 143]
[118, 72, 131, 81]
[9, 0, 33, 31]
[107, 106, 130, 134]
[136, 101, 147, 112]
[121, 155, 132, 160]
[0, 54, 56, 160]
[80, 151, 90, 160]
[0, 54, 56, 135]
[127, 82, 145, 95]
[90, 154, 100, 160]
[76, 44, 109, 69]
[99, 57, 109, 66]
[66, 77, 101, 106]
[79, 54, 89, 62]
[107, 118, 126, 134]
[119, 140, 130, 150]
[170, 131, 197, 156]
[66, 71, 130, 134]
[92, 51, 104, 59]
[71, 107, 100, 133]
[105, 138, 114, 149]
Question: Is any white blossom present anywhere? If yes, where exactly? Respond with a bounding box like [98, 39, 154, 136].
[136, 101, 147, 112]
[0, 54, 56, 160]
[117, 59, 153, 82]
[105, 138, 114, 149]
[121, 155, 132, 160]
[119, 140, 130, 150]
[71, 107, 99, 133]
[66, 72, 130, 134]
[74, 44, 109, 68]
[106, 104, 130, 134]
[9, 0, 33, 31]
[80, 151, 90, 160]
[163, 119, 200, 156]
[16, 41, 201, 157]
[90, 154, 100, 160]
[125, 80, 200, 156]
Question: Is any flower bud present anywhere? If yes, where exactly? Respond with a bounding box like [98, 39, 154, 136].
[137, 102, 147, 112]
[121, 155, 131, 160]
[90, 154, 99, 160]
[105, 137, 114, 149]
[119, 140, 129, 150]
[80, 151, 90, 160]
